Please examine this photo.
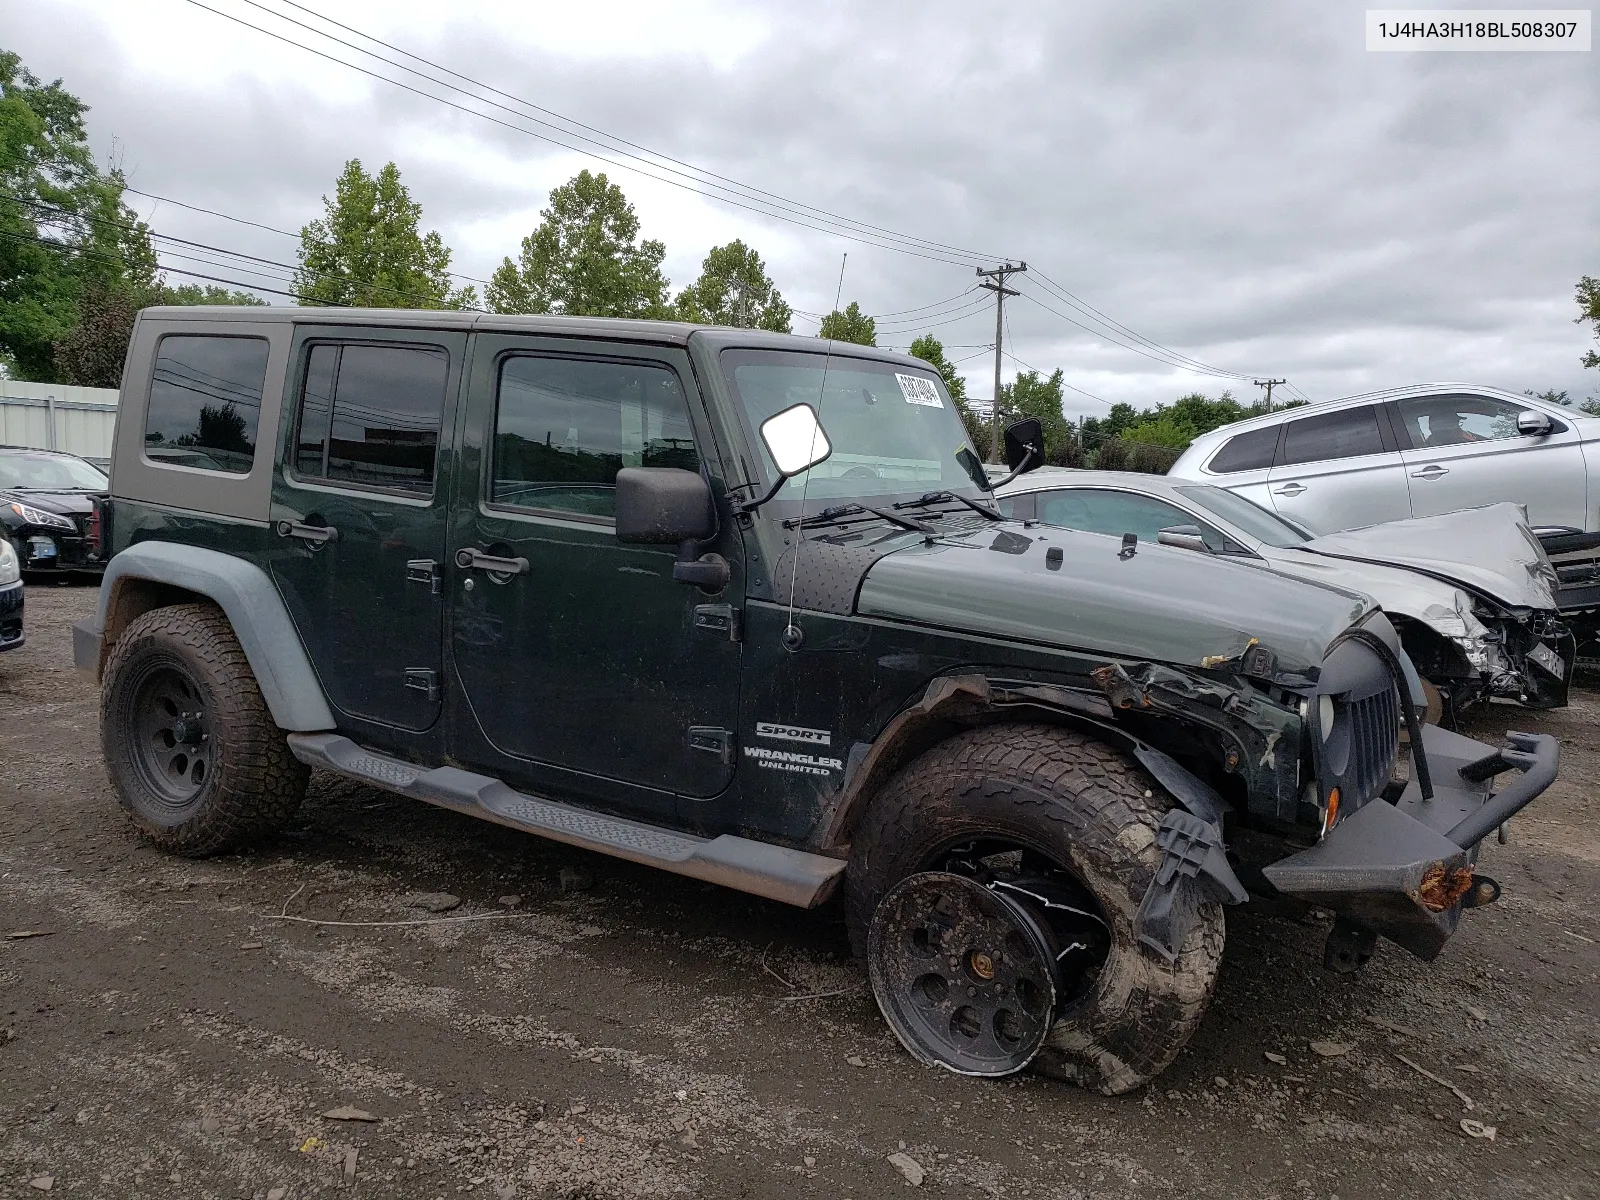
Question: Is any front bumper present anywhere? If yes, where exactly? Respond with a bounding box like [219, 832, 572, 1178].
[1262, 723, 1558, 960]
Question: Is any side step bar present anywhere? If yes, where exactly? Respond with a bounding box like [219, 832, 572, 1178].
[286, 733, 845, 909]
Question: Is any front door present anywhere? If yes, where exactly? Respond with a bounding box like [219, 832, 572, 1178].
[270, 327, 466, 733]
[448, 335, 742, 813]
[1390, 392, 1588, 529]
[1265, 403, 1411, 533]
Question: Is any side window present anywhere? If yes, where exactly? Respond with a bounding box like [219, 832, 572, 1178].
[1280, 406, 1385, 466]
[1206, 425, 1279, 473]
[1394, 393, 1533, 448]
[144, 334, 270, 474]
[491, 355, 698, 521]
[292, 343, 449, 495]
[1035, 489, 1227, 550]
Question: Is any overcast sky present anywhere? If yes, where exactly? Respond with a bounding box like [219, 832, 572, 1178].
[8, 0, 1597, 416]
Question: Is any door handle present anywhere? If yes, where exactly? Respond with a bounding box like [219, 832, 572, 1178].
[1411, 465, 1450, 480]
[275, 519, 338, 545]
[1273, 482, 1306, 497]
[455, 547, 530, 575]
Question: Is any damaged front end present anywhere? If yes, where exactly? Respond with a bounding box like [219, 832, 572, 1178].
[1106, 614, 1560, 967]
[1411, 589, 1573, 712]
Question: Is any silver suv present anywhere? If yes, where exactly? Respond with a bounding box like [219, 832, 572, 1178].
[1169, 384, 1599, 535]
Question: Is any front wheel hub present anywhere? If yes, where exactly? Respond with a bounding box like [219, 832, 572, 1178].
[867, 872, 1061, 1077]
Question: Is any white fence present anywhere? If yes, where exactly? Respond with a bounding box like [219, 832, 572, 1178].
[0, 380, 120, 462]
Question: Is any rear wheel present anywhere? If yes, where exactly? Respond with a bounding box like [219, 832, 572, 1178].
[102, 603, 308, 855]
[846, 723, 1225, 1094]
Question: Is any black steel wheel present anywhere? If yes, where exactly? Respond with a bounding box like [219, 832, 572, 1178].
[102, 603, 308, 855]
[124, 662, 216, 814]
[868, 871, 1060, 1076]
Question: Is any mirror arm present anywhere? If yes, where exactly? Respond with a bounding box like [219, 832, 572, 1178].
[986, 444, 1039, 491]
[730, 474, 787, 516]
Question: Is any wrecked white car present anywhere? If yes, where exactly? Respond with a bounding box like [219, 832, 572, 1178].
[998, 472, 1571, 722]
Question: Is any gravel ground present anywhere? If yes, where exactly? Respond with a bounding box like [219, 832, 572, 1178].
[1, 581, 1596, 1200]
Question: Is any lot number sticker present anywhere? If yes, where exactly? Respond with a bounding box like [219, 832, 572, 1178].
[896, 374, 944, 408]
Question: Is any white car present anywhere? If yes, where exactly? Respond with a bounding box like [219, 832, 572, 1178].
[997, 468, 1572, 721]
[1167, 383, 1599, 536]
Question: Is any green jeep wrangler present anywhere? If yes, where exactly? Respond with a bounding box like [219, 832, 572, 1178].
[75, 307, 1558, 1092]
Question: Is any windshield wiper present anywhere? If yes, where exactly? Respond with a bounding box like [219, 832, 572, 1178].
[783, 503, 933, 534]
[893, 490, 1003, 521]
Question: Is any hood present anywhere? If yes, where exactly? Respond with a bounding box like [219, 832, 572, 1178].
[855, 523, 1373, 677]
[1299, 503, 1557, 610]
[1, 488, 97, 517]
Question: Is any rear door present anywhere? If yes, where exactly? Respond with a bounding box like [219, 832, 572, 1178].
[270, 326, 465, 733]
[446, 333, 743, 818]
[1391, 392, 1587, 528]
[1265, 404, 1411, 533]
[1195, 424, 1280, 509]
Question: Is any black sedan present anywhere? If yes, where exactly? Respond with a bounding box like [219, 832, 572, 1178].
[0, 446, 109, 575]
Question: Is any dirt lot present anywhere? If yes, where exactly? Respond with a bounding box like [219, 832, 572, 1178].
[1, 582, 1597, 1200]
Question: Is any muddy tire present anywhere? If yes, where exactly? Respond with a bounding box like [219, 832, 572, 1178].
[102, 603, 308, 856]
[845, 723, 1225, 1094]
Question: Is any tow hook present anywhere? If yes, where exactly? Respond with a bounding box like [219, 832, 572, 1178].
[1460, 874, 1502, 909]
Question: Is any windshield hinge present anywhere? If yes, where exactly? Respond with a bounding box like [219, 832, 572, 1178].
[693, 603, 741, 641]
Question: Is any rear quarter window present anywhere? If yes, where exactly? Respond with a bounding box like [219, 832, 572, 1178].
[143, 334, 270, 475]
[1206, 426, 1279, 473]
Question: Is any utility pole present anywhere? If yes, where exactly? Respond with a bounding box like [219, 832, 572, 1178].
[978, 261, 1027, 461]
[1253, 377, 1286, 413]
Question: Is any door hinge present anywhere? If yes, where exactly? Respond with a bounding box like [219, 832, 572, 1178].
[687, 726, 735, 764]
[407, 559, 442, 595]
[404, 668, 439, 700]
[693, 603, 741, 641]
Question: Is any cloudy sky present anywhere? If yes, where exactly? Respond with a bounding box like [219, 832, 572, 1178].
[9, 0, 1598, 417]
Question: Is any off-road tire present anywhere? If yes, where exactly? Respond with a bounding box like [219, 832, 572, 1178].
[846, 723, 1225, 1094]
[102, 603, 308, 856]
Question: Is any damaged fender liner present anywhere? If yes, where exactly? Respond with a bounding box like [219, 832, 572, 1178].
[1135, 810, 1249, 962]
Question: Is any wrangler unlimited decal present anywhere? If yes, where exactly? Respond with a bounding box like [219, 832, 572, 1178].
[743, 745, 844, 775]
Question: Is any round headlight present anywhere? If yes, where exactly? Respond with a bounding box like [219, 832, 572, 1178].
[1318, 694, 1336, 742]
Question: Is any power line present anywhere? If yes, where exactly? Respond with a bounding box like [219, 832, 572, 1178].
[243, 0, 1009, 266]
[180, 0, 982, 268]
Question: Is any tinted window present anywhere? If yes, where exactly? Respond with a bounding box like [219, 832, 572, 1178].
[1207, 426, 1279, 473]
[492, 356, 697, 519]
[1281, 406, 1385, 466]
[293, 343, 448, 495]
[144, 335, 269, 474]
[1035, 488, 1228, 551]
[1174, 484, 1311, 547]
[1394, 393, 1531, 448]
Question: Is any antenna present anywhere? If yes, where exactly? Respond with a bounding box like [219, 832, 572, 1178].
[783, 252, 848, 651]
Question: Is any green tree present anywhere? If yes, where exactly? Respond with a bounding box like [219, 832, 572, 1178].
[0, 50, 159, 381]
[487, 170, 669, 318]
[1000, 368, 1075, 464]
[909, 334, 985, 449]
[674, 239, 790, 331]
[161, 283, 266, 306]
[295, 159, 475, 309]
[818, 301, 875, 345]
[1579, 275, 1599, 370]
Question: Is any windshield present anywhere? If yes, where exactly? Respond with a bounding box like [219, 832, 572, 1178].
[1175, 484, 1310, 548]
[0, 452, 108, 491]
[720, 349, 983, 511]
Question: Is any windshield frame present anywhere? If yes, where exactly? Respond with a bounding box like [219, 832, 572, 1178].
[1173, 483, 1312, 548]
[0, 450, 109, 492]
[716, 346, 987, 522]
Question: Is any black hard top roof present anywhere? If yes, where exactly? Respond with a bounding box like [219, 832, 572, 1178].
[137, 307, 932, 371]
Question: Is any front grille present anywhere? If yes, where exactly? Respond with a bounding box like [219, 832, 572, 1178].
[1342, 683, 1400, 806]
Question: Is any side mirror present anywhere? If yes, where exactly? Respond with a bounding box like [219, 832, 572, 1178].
[761, 403, 832, 478]
[1517, 410, 1553, 437]
[1157, 524, 1211, 553]
[1003, 418, 1044, 474]
[615, 467, 715, 545]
